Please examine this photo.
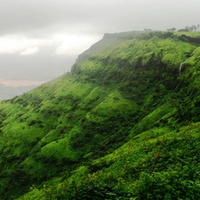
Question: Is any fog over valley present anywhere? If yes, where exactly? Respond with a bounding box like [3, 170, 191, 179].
[0, 53, 76, 100]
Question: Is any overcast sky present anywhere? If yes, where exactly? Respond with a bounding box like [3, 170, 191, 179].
[0, 0, 200, 98]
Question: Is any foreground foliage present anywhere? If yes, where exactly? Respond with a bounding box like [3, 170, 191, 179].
[0, 31, 200, 199]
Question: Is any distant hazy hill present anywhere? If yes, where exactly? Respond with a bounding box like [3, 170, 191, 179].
[1, 31, 200, 199]
[0, 85, 38, 101]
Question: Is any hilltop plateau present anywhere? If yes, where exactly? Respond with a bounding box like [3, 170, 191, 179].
[0, 31, 200, 199]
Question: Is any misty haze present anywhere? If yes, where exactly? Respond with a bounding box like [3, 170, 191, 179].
[0, 54, 76, 100]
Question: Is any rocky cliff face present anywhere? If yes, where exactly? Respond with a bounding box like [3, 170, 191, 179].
[1, 31, 200, 199]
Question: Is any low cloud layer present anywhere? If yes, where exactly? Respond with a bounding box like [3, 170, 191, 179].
[20, 47, 40, 56]
[1, 0, 199, 34]
[0, 33, 100, 56]
[0, 0, 199, 55]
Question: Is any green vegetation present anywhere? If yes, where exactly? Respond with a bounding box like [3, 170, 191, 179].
[0, 31, 200, 199]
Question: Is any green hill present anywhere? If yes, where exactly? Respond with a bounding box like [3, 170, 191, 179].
[1, 31, 200, 199]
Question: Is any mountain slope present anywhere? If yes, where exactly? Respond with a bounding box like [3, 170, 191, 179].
[0, 31, 200, 199]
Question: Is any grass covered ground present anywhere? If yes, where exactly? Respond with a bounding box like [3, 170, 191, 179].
[0, 31, 200, 199]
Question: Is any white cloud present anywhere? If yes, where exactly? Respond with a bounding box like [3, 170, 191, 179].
[53, 34, 101, 55]
[0, 35, 45, 54]
[20, 47, 40, 56]
[0, 31, 101, 56]
[0, 35, 26, 54]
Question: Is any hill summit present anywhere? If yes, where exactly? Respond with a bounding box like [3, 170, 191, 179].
[1, 31, 200, 199]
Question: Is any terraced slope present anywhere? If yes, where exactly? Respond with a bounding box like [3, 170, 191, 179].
[0, 31, 200, 199]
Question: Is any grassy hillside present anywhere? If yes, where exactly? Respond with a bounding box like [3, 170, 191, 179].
[0, 31, 200, 199]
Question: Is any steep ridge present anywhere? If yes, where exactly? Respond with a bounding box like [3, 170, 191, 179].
[0, 31, 200, 199]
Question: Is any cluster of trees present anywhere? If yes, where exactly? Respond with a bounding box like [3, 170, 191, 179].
[167, 27, 176, 31]
[185, 24, 200, 31]
[167, 24, 200, 32]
